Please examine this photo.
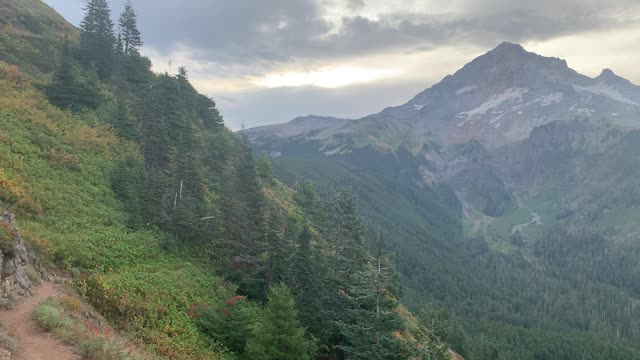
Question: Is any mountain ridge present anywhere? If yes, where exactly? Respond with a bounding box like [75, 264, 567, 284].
[248, 41, 640, 150]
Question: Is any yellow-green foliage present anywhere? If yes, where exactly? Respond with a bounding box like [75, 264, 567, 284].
[0, 224, 15, 256]
[32, 301, 65, 331]
[0, 0, 78, 80]
[0, 320, 18, 354]
[33, 298, 134, 360]
[25, 264, 42, 285]
[0, 64, 228, 359]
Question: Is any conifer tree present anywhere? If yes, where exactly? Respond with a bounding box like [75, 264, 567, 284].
[244, 284, 310, 360]
[47, 36, 101, 110]
[337, 229, 406, 359]
[329, 189, 368, 295]
[221, 131, 267, 299]
[264, 208, 289, 287]
[80, 0, 115, 79]
[118, 0, 142, 55]
[47, 36, 77, 109]
[292, 225, 322, 335]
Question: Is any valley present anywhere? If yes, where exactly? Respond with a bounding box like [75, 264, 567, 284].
[247, 42, 640, 359]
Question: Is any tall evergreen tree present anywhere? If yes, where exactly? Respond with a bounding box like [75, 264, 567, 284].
[264, 208, 289, 287]
[118, 0, 142, 55]
[80, 0, 115, 79]
[244, 284, 310, 360]
[47, 36, 77, 109]
[221, 131, 266, 299]
[337, 229, 406, 359]
[329, 190, 368, 295]
[292, 225, 323, 336]
[47, 36, 101, 110]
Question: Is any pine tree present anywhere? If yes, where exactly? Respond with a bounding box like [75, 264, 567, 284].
[295, 181, 326, 229]
[221, 131, 267, 299]
[329, 189, 368, 297]
[80, 0, 115, 79]
[47, 36, 101, 110]
[112, 75, 137, 140]
[264, 208, 289, 287]
[337, 229, 407, 360]
[244, 284, 310, 360]
[118, 0, 142, 55]
[47, 36, 78, 109]
[169, 114, 204, 241]
[292, 225, 322, 335]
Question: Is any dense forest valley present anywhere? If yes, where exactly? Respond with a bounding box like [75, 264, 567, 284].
[3, 0, 640, 359]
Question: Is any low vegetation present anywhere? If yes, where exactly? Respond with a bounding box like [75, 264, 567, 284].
[0, 321, 18, 354]
[32, 296, 144, 360]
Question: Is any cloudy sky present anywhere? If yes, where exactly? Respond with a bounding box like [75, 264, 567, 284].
[44, 0, 640, 129]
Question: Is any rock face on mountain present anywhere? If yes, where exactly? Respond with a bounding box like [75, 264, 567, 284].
[0, 211, 44, 306]
[248, 42, 640, 151]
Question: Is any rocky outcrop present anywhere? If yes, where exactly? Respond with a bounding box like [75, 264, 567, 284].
[0, 211, 44, 307]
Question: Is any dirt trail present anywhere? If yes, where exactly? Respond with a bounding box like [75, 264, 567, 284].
[0, 282, 78, 360]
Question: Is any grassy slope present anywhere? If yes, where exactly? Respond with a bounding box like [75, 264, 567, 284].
[0, 0, 77, 80]
[0, 63, 230, 359]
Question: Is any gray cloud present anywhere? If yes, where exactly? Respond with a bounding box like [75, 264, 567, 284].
[347, 0, 365, 11]
[151, 1, 638, 64]
[46, 0, 640, 65]
[43, 0, 640, 129]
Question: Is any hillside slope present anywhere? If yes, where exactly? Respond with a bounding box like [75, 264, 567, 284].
[0, 0, 77, 79]
[0, 62, 230, 358]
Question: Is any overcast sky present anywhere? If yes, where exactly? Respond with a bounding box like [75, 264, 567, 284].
[43, 0, 640, 129]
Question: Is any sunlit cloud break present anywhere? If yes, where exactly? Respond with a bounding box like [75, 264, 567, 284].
[255, 66, 399, 88]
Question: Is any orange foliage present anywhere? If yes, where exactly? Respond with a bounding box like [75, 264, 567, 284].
[66, 125, 119, 151]
[47, 148, 81, 171]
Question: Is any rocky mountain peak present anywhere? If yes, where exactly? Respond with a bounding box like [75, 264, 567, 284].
[249, 42, 640, 152]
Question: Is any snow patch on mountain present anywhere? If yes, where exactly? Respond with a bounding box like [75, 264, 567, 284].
[456, 85, 478, 95]
[569, 104, 595, 116]
[537, 93, 564, 106]
[573, 82, 639, 106]
[414, 104, 424, 111]
[457, 87, 529, 119]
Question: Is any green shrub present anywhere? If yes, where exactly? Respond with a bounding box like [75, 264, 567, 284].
[59, 295, 83, 312]
[32, 301, 63, 331]
[0, 321, 17, 353]
[25, 264, 42, 285]
[0, 225, 15, 257]
[52, 323, 86, 347]
[79, 337, 128, 360]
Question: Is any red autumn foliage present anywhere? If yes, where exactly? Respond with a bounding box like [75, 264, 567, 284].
[224, 295, 246, 307]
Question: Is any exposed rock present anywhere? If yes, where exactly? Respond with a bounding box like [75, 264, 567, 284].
[0, 211, 45, 306]
[0, 348, 10, 360]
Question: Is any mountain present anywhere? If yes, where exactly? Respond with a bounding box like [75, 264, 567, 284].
[249, 42, 640, 151]
[247, 42, 640, 359]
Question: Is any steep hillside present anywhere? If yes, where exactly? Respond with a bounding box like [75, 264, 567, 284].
[0, 0, 77, 79]
[0, 62, 228, 358]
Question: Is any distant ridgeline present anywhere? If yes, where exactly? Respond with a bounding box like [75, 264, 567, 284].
[0, 0, 470, 359]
